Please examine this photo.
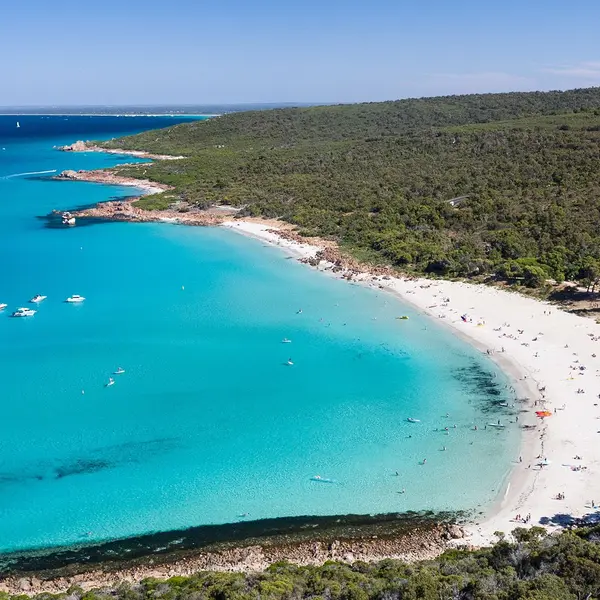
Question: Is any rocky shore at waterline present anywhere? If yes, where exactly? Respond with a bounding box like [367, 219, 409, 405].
[55, 168, 171, 194]
[0, 522, 467, 595]
[54, 169, 232, 225]
[59, 141, 185, 161]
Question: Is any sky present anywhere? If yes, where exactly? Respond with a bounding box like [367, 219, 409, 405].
[3, 0, 600, 106]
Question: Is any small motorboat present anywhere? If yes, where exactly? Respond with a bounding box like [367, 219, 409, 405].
[0, 303, 7, 311]
[498, 402, 509, 407]
[66, 295, 85, 303]
[114, 367, 125, 375]
[487, 422, 505, 428]
[310, 475, 336, 483]
[396, 316, 410, 320]
[407, 417, 421, 423]
[11, 307, 36, 317]
[282, 338, 292, 343]
[105, 377, 115, 387]
[286, 359, 294, 366]
[30, 294, 47, 303]
[62, 212, 76, 226]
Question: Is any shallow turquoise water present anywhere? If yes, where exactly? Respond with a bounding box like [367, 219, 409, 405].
[0, 117, 519, 552]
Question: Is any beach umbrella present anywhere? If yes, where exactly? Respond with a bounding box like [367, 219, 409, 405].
[535, 410, 552, 417]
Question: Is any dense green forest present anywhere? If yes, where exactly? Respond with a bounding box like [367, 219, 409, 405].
[16, 527, 600, 600]
[103, 88, 600, 286]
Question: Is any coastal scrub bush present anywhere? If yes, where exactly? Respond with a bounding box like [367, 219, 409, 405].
[102, 87, 600, 288]
[17, 525, 600, 600]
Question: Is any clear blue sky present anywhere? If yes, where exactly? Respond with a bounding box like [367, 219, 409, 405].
[3, 0, 600, 105]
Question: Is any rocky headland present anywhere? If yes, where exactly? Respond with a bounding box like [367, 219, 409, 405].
[59, 140, 185, 161]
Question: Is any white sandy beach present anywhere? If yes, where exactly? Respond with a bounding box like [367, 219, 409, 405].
[223, 220, 600, 546]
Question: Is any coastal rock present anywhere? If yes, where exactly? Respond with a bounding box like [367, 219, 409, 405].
[60, 140, 88, 152]
[0, 525, 455, 595]
[443, 524, 466, 539]
[17, 578, 31, 592]
[58, 170, 78, 179]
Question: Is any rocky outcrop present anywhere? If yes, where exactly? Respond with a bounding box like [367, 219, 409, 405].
[73, 199, 226, 226]
[0, 524, 465, 595]
[60, 140, 88, 152]
[54, 169, 169, 193]
[58, 141, 184, 160]
[56, 170, 79, 179]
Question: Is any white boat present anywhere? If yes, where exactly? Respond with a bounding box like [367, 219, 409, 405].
[114, 367, 125, 375]
[282, 338, 292, 343]
[0, 303, 7, 311]
[286, 359, 294, 366]
[61, 212, 76, 226]
[30, 294, 47, 303]
[105, 378, 115, 387]
[11, 307, 36, 317]
[16, 122, 20, 129]
[66, 295, 85, 303]
[487, 422, 505, 428]
[407, 417, 420, 423]
[310, 475, 336, 483]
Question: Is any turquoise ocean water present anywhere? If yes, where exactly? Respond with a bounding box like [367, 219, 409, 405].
[0, 116, 519, 553]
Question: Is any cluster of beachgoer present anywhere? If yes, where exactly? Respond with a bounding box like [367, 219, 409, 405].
[514, 513, 532, 523]
[380, 279, 600, 532]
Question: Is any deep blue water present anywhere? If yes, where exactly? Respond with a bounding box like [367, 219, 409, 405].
[0, 116, 519, 552]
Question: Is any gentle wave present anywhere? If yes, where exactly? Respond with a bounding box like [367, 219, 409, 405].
[0, 169, 57, 180]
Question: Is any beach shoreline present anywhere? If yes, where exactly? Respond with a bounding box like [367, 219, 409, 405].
[221, 220, 600, 547]
[52, 157, 600, 551]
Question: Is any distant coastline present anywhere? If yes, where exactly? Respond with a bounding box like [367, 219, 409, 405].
[0, 113, 219, 118]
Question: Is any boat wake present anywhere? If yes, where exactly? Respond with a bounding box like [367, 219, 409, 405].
[1, 169, 57, 180]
